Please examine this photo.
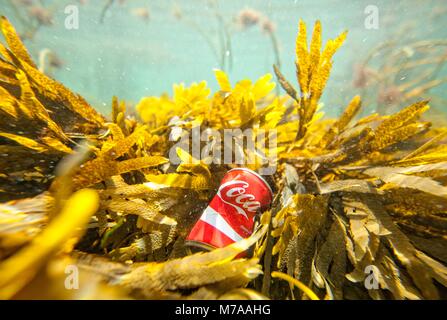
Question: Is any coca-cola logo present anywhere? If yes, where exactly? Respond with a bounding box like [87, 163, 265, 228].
[216, 180, 261, 220]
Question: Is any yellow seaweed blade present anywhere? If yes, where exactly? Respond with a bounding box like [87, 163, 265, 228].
[19, 59, 105, 128]
[0, 86, 19, 118]
[145, 173, 212, 190]
[337, 95, 361, 131]
[295, 19, 310, 95]
[173, 81, 211, 111]
[176, 147, 212, 178]
[371, 122, 429, 152]
[214, 69, 232, 92]
[252, 73, 276, 101]
[106, 199, 177, 226]
[364, 166, 447, 198]
[394, 145, 447, 166]
[103, 125, 148, 159]
[321, 95, 361, 147]
[40, 136, 73, 154]
[239, 96, 256, 124]
[187, 223, 268, 266]
[309, 20, 322, 75]
[176, 146, 196, 164]
[136, 95, 177, 127]
[0, 132, 49, 153]
[309, 30, 347, 102]
[74, 155, 168, 188]
[106, 123, 126, 142]
[0, 42, 14, 63]
[116, 156, 169, 174]
[400, 130, 447, 161]
[322, 30, 347, 59]
[288, 20, 348, 142]
[16, 69, 69, 142]
[0, 189, 99, 299]
[375, 100, 430, 135]
[118, 225, 267, 294]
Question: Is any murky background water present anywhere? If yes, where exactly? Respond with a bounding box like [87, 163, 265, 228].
[1, 0, 446, 119]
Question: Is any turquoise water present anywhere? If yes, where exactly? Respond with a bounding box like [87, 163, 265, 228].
[1, 0, 447, 117]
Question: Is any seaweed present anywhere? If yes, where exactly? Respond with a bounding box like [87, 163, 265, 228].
[0, 16, 447, 300]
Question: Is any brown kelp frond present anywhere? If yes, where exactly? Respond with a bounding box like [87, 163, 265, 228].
[110, 225, 267, 298]
[275, 20, 347, 143]
[0, 16, 36, 68]
[0, 18, 446, 300]
[0, 17, 105, 201]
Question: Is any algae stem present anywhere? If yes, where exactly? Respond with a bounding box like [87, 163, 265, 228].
[268, 31, 281, 95]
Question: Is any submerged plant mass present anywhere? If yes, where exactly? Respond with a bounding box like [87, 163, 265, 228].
[0, 16, 446, 300]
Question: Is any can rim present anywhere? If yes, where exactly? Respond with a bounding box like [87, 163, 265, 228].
[227, 167, 273, 198]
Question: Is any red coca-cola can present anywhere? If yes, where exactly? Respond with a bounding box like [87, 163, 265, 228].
[185, 168, 273, 251]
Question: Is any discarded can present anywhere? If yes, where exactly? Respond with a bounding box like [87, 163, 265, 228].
[185, 168, 273, 251]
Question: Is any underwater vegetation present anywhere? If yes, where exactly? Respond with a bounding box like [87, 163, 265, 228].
[352, 28, 447, 117]
[4, 0, 56, 40]
[0, 16, 447, 300]
[170, 2, 280, 73]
